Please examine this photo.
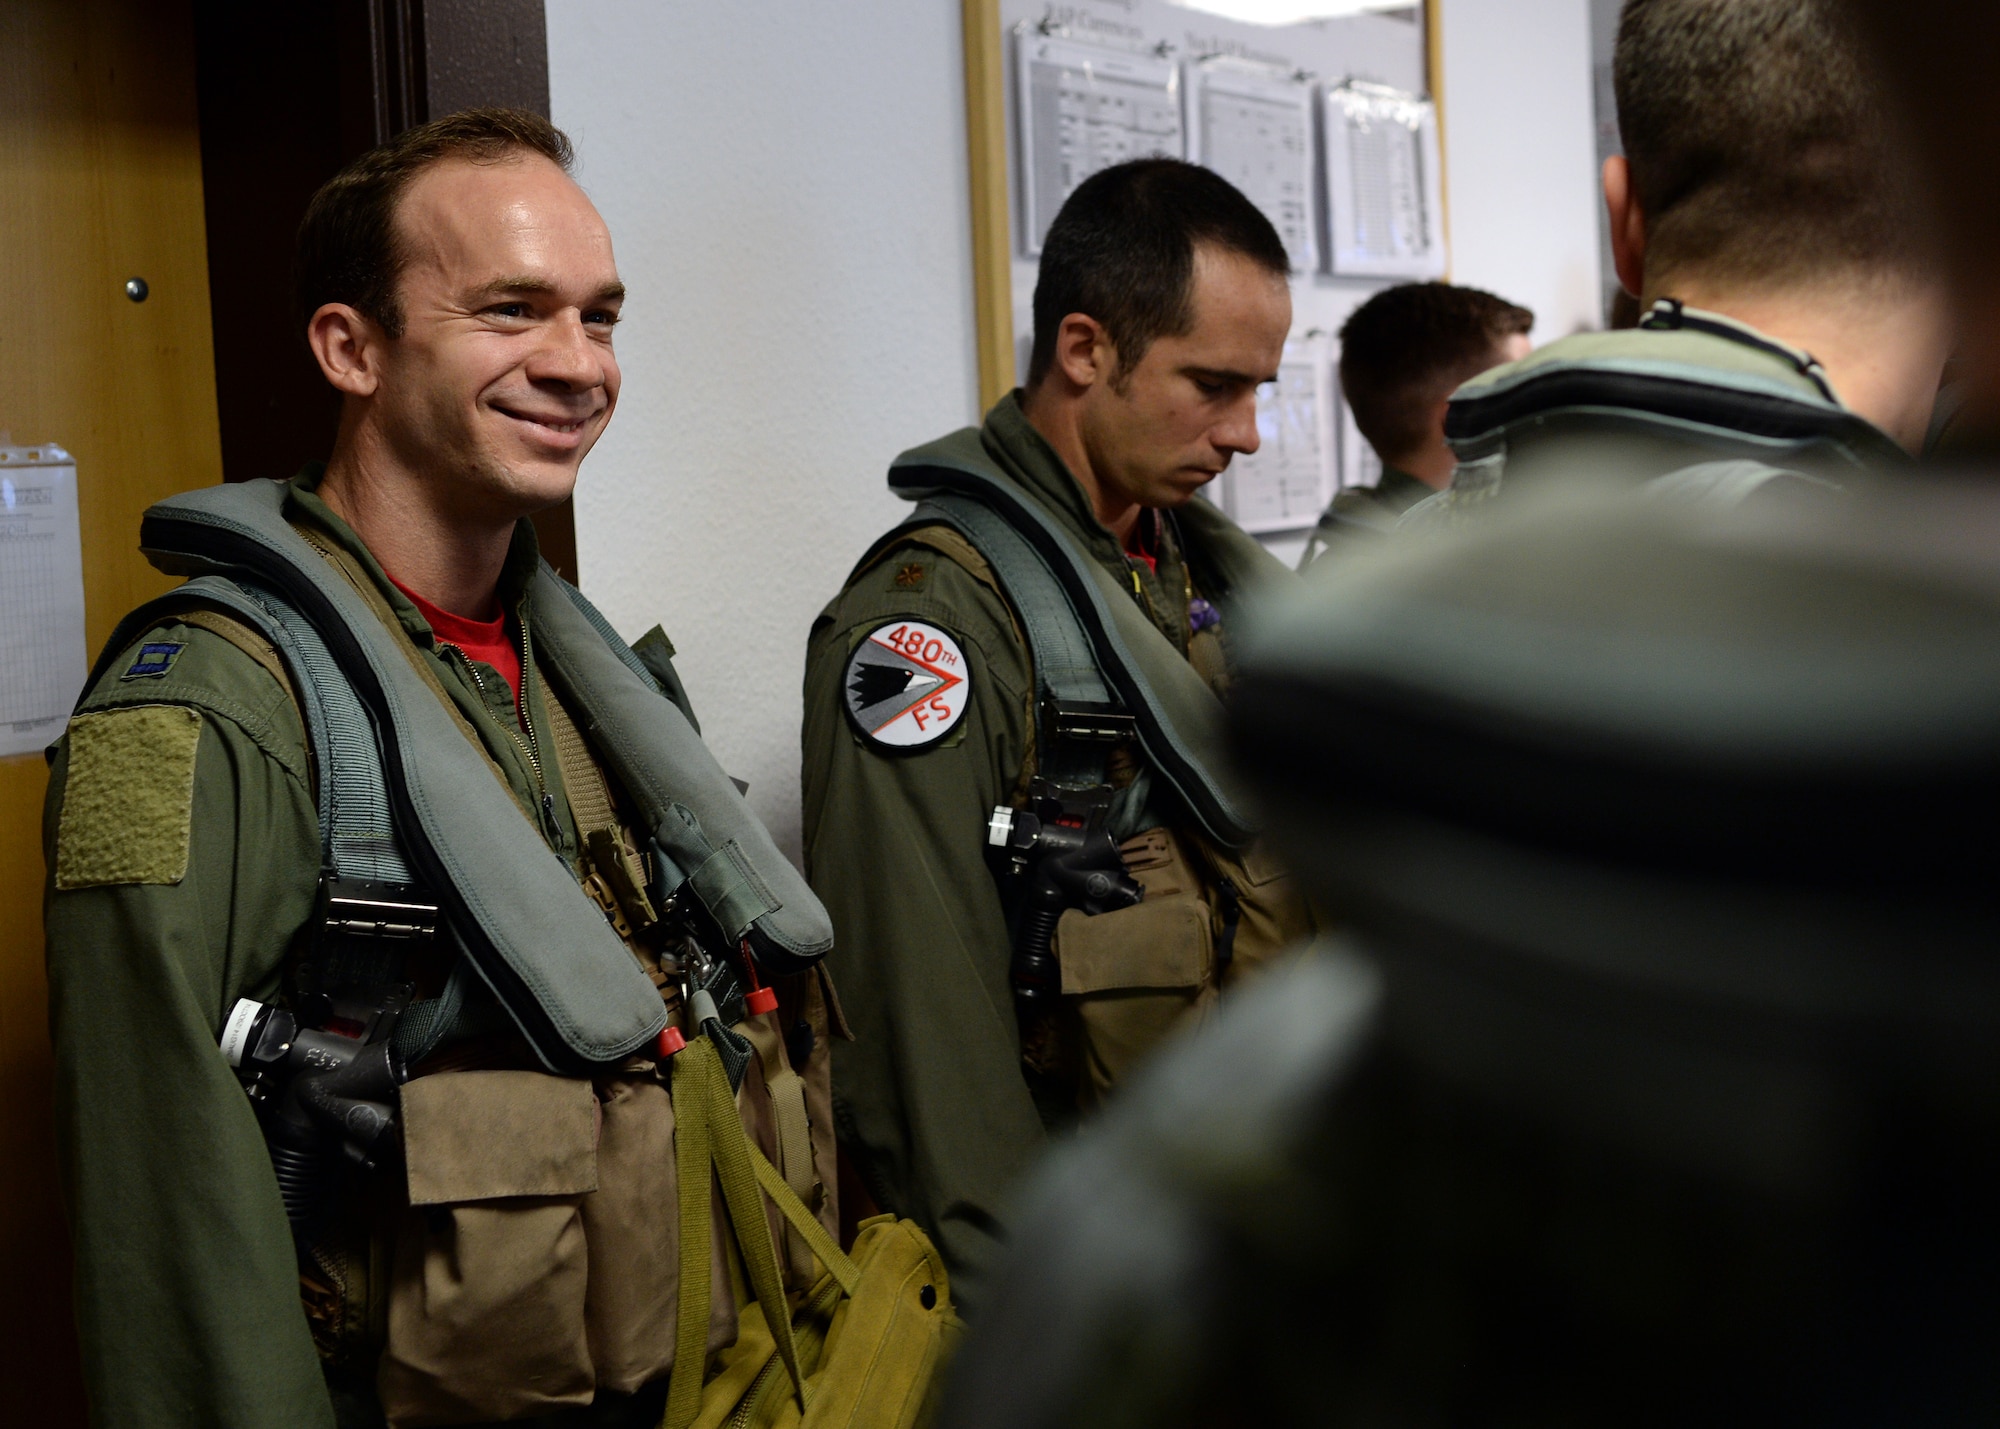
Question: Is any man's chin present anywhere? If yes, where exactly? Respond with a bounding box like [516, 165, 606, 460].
[458, 452, 582, 521]
[1150, 475, 1218, 509]
[510, 464, 582, 514]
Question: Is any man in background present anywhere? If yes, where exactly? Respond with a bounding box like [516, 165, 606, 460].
[1299, 282, 1531, 568]
[1405, 0, 1950, 529]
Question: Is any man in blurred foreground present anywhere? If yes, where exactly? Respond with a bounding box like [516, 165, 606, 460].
[946, 335, 2000, 1429]
[1406, 0, 1950, 529]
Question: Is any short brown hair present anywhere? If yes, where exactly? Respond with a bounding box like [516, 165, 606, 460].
[1339, 283, 1532, 466]
[296, 107, 574, 338]
[1615, 0, 1916, 290]
[1028, 159, 1290, 389]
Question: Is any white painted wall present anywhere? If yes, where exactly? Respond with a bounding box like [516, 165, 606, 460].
[546, 2, 981, 860]
[1439, 0, 1604, 337]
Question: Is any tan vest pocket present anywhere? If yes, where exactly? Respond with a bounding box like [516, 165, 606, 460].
[378, 1071, 599, 1426]
[1204, 837, 1317, 985]
[1055, 879, 1216, 1103]
[582, 1072, 738, 1395]
[1055, 896, 1211, 995]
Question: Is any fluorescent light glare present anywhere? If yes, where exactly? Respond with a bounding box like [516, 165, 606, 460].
[1167, 0, 1415, 24]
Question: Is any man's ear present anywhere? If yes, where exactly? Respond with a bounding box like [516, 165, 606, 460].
[1603, 154, 1649, 299]
[1051, 311, 1115, 392]
[307, 303, 387, 398]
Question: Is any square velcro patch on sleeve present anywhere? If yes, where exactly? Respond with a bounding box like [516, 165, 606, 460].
[55, 705, 204, 889]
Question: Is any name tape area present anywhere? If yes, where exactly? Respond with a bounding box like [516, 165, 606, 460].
[843, 619, 970, 750]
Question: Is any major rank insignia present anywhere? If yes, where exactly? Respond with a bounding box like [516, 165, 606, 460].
[843, 619, 969, 750]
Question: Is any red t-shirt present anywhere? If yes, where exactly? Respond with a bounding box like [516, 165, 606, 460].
[1125, 510, 1160, 576]
[389, 575, 523, 711]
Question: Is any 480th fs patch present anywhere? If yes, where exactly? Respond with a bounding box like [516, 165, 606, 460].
[843, 619, 969, 750]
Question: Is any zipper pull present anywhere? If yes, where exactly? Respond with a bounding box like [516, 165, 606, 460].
[541, 792, 562, 845]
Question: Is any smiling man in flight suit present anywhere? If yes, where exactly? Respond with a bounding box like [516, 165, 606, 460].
[44, 109, 842, 1428]
[802, 158, 1316, 1306]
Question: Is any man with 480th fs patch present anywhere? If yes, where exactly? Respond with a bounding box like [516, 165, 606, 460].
[802, 159, 1317, 1305]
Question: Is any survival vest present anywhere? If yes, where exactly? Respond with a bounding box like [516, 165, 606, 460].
[860, 429, 1315, 1103]
[91, 477, 833, 1070]
[1416, 300, 1912, 526]
[873, 426, 1285, 849]
[81, 480, 973, 1426]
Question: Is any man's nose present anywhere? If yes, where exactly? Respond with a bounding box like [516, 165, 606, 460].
[1215, 389, 1263, 456]
[529, 310, 606, 391]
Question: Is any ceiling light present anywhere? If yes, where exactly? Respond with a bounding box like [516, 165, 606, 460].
[1166, 0, 1416, 24]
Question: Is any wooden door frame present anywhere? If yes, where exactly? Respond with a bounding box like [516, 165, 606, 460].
[194, 0, 578, 579]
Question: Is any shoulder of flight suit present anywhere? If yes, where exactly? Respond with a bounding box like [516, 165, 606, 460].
[801, 529, 1047, 1310]
[811, 528, 1032, 703]
[46, 616, 334, 1428]
[72, 615, 311, 786]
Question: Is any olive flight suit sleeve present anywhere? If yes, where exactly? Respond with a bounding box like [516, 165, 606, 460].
[43, 622, 334, 1428]
[800, 541, 1040, 1308]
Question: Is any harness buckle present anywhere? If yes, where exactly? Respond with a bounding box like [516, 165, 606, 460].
[1044, 698, 1136, 744]
[320, 879, 441, 942]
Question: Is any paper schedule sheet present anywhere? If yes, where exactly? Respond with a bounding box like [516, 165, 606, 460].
[1211, 343, 1336, 534]
[1325, 81, 1447, 279]
[1188, 59, 1317, 273]
[1018, 34, 1185, 254]
[0, 439, 88, 758]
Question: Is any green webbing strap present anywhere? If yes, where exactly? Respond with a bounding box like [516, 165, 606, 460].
[701, 1047, 809, 1415]
[667, 1043, 718, 1429]
[666, 1037, 850, 1428]
[910, 496, 1115, 790]
[751, 1154, 861, 1296]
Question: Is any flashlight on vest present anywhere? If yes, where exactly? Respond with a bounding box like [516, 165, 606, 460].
[221, 997, 408, 1234]
[988, 781, 1143, 1011]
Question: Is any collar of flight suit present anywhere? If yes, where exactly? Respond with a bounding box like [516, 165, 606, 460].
[978, 391, 1292, 626]
[1444, 310, 1911, 473]
[285, 463, 547, 647]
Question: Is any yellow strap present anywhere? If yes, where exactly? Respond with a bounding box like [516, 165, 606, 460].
[663, 1037, 861, 1429]
[665, 1043, 717, 1429]
[696, 1040, 811, 1416]
[750, 1153, 861, 1297]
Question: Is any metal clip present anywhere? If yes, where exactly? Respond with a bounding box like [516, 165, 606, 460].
[1045, 699, 1137, 744]
[321, 879, 440, 941]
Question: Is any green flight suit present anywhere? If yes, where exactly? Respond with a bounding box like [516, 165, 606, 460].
[43, 470, 593, 1429]
[1298, 465, 1434, 570]
[801, 394, 1310, 1306]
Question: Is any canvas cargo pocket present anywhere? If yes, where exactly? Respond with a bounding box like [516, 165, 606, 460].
[378, 1071, 599, 1427]
[1055, 826, 1217, 1102]
[582, 1069, 739, 1394]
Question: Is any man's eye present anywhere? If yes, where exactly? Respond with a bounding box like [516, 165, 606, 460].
[488, 302, 530, 320]
[1194, 378, 1226, 396]
[584, 310, 620, 327]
